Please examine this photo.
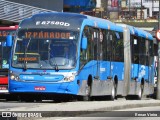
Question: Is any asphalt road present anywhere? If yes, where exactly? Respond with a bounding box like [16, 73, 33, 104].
[46, 106, 160, 120]
[27, 106, 160, 120]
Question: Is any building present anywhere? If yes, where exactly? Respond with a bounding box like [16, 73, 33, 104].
[0, 0, 63, 26]
[0, 0, 96, 26]
[64, 0, 96, 13]
[142, 0, 159, 18]
[96, 0, 121, 19]
[122, 0, 159, 19]
[95, 0, 159, 19]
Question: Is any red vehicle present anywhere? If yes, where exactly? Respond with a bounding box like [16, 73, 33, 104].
[0, 25, 18, 96]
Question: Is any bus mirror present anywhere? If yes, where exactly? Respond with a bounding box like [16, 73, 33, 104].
[81, 37, 87, 50]
[6, 35, 12, 46]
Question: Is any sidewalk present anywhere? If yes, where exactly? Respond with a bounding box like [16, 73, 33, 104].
[1, 99, 160, 112]
[1, 99, 160, 119]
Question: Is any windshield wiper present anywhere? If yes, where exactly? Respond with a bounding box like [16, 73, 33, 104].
[48, 42, 59, 72]
[23, 38, 31, 70]
[49, 56, 59, 72]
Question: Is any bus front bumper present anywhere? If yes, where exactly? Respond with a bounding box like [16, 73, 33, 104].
[9, 80, 78, 95]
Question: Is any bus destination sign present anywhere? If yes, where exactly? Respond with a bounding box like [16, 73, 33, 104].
[25, 32, 71, 39]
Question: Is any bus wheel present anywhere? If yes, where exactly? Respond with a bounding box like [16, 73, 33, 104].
[137, 85, 143, 100]
[83, 84, 91, 101]
[110, 82, 116, 101]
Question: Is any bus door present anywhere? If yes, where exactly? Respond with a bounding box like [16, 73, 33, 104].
[145, 40, 150, 84]
[131, 36, 139, 85]
[81, 26, 106, 80]
[81, 26, 101, 80]
[105, 31, 112, 80]
[139, 38, 149, 87]
[132, 36, 147, 89]
[147, 40, 154, 90]
[93, 28, 101, 80]
[93, 28, 114, 82]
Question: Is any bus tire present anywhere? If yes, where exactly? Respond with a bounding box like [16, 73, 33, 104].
[82, 84, 91, 101]
[137, 85, 143, 100]
[110, 82, 116, 101]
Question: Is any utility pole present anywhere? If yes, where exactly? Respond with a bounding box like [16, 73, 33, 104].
[140, 0, 142, 19]
[156, 0, 160, 99]
[129, 0, 130, 19]
[152, 0, 153, 17]
[159, 0, 160, 29]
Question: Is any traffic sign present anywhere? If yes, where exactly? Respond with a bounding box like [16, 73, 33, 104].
[156, 30, 160, 40]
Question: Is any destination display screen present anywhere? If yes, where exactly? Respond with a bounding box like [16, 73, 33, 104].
[0, 30, 16, 37]
[14, 53, 39, 63]
[18, 57, 38, 62]
[25, 31, 71, 39]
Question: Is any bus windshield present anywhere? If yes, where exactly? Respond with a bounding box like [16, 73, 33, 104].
[12, 29, 79, 70]
[0, 29, 15, 69]
[0, 40, 11, 69]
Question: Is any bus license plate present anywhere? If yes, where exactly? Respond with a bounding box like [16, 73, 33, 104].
[0, 86, 7, 90]
[34, 86, 46, 91]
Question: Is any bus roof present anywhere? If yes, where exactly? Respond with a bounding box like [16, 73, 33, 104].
[134, 27, 153, 40]
[19, 12, 123, 33]
[86, 15, 123, 32]
[116, 23, 137, 35]
[116, 23, 153, 40]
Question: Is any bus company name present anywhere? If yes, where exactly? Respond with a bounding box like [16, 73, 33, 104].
[36, 21, 70, 27]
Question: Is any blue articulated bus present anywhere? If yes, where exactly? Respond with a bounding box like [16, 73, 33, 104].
[8, 12, 154, 101]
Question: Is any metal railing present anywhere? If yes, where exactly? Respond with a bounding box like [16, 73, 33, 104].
[0, 0, 55, 22]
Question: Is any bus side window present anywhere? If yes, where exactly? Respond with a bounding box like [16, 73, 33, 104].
[112, 31, 124, 62]
[87, 27, 94, 61]
[139, 38, 146, 65]
[146, 40, 149, 66]
[80, 26, 91, 67]
[148, 40, 154, 67]
[133, 38, 139, 64]
[102, 30, 107, 60]
[114, 32, 124, 62]
[106, 31, 112, 61]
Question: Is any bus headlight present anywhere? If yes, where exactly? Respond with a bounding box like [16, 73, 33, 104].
[10, 72, 20, 81]
[64, 75, 75, 82]
[10, 75, 15, 80]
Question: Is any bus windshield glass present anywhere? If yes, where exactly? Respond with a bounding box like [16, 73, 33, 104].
[12, 29, 79, 69]
[0, 40, 11, 69]
[0, 29, 15, 69]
